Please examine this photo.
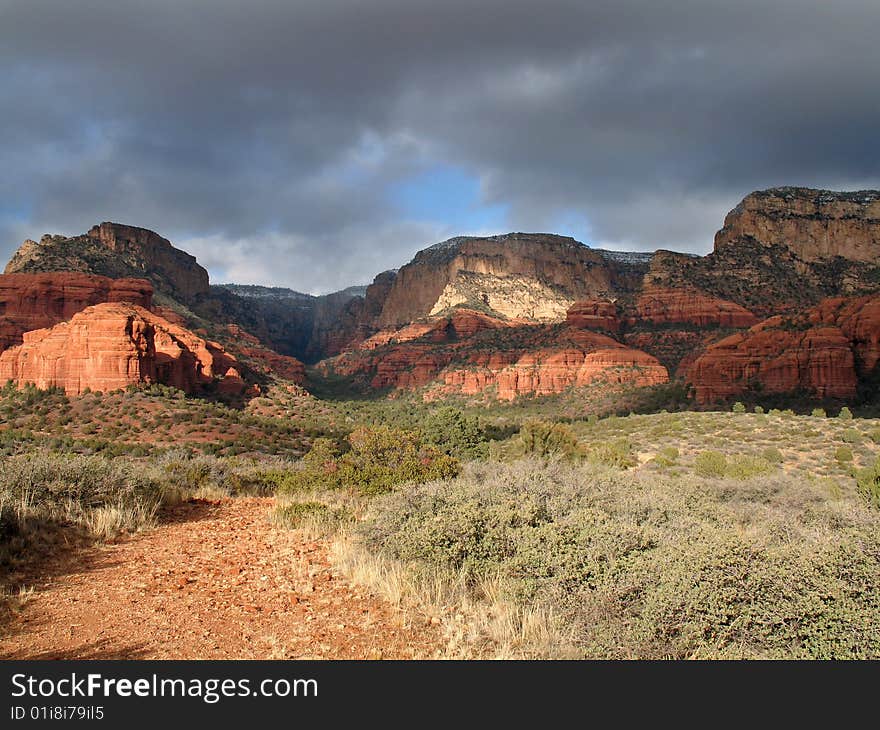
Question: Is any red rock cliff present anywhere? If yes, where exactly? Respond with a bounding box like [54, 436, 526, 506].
[373, 234, 643, 327]
[686, 294, 880, 404]
[633, 288, 758, 328]
[0, 272, 153, 352]
[0, 303, 244, 396]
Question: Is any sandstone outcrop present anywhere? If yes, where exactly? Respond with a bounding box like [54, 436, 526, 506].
[360, 309, 514, 351]
[325, 323, 667, 400]
[0, 303, 245, 396]
[489, 343, 668, 401]
[223, 324, 307, 384]
[808, 296, 880, 374]
[646, 189, 880, 317]
[714, 187, 880, 263]
[686, 294, 880, 404]
[633, 288, 758, 328]
[688, 325, 857, 404]
[0, 272, 153, 352]
[565, 299, 620, 332]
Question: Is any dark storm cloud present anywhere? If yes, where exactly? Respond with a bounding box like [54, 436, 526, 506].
[1, 1, 878, 291]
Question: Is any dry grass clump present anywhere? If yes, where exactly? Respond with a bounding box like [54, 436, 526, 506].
[0, 452, 162, 563]
[350, 459, 880, 659]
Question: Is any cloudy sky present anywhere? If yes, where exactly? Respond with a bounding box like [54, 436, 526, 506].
[2, 1, 879, 293]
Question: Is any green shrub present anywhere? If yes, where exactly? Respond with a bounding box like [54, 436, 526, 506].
[279, 426, 460, 496]
[835, 446, 854, 464]
[653, 446, 679, 468]
[841, 428, 862, 444]
[855, 459, 880, 509]
[589, 438, 637, 468]
[732, 402, 746, 413]
[272, 501, 329, 528]
[753, 406, 764, 414]
[509, 421, 582, 461]
[761, 447, 784, 464]
[360, 460, 880, 659]
[838, 407, 854, 420]
[421, 407, 489, 459]
[811, 408, 827, 418]
[725, 455, 775, 479]
[0, 453, 161, 557]
[695, 450, 727, 477]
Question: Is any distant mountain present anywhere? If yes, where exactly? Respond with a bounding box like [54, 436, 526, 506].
[4, 187, 880, 404]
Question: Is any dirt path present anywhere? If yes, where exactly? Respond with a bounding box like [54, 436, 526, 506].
[0, 498, 438, 660]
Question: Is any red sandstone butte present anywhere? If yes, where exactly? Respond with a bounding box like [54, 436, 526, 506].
[0, 272, 153, 352]
[0, 302, 243, 396]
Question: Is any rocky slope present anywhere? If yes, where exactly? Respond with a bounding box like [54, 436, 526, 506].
[6, 222, 209, 305]
[715, 187, 880, 263]
[0, 303, 249, 396]
[647, 189, 880, 317]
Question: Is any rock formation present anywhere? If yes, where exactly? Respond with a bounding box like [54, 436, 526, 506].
[0, 272, 153, 352]
[223, 324, 307, 384]
[4, 186, 880, 404]
[714, 187, 880, 263]
[0, 303, 245, 396]
[5, 222, 209, 305]
[324, 316, 667, 400]
[371, 234, 646, 328]
[633, 288, 758, 328]
[565, 299, 620, 332]
[486, 342, 667, 401]
[687, 294, 880, 404]
[647, 189, 880, 317]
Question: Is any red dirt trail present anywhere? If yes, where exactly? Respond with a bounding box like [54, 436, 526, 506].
[0, 498, 438, 659]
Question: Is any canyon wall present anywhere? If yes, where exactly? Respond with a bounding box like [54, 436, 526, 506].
[0, 303, 245, 396]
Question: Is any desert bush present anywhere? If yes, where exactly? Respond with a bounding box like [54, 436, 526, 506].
[508, 421, 582, 461]
[732, 402, 746, 413]
[157, 451, 298, 497]
[753, 406, 764, 414]
[761, 447, 784, 464]
[0, 453, 161, 558]
[841, 428, 862, 444]
[272, 501, 331, 528]
[588, 438, 636, 468]
[725, 455, 775, 479]
[835, 446, 854, 464]
[279, 426, 460, 496]
[811, 408, 827, 418]
[838, 407, 854, 420]
[358, 459, 880, 658]
[855, 458, 880, 509]
[653, 446, 679, 468]
[421, 407, 490, 459]
[695, 450, 727, 477]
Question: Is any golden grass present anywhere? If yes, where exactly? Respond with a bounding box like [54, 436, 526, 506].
[330, 531, 576, 659]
